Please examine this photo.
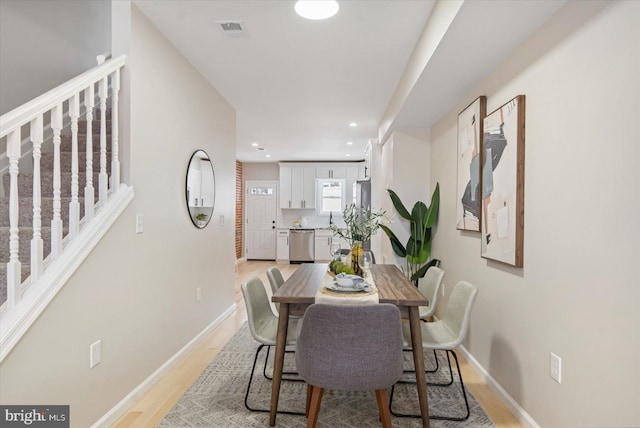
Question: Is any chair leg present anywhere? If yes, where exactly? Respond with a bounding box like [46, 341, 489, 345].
[305, 384, 312, 417]
[375, 389, 393, 428]
[398, 348, 453, 387]
[389, 349, 470, 421]
[306, 385, 324, 428]
[262, 346, 304, 381]
[402, 348, 440, 374]
[244, 344, 305, 415]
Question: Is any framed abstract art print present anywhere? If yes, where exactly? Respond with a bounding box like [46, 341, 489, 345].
[456, 96, 486, 231]
[480, 95, 525, 267]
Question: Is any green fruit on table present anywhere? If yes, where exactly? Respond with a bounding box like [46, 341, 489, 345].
[331, 261, 344, 273]
[343, 267, 355, 275]
[335, 264, 347, 274]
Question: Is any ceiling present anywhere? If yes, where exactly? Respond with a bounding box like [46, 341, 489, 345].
[133, 0, 565, 163]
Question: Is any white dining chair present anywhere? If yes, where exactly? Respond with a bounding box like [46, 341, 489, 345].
[390, 280, 479, 421]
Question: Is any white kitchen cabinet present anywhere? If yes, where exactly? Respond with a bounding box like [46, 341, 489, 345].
[316, 166, 346, 179]
[314, 229, 349, 262]
[314, 229, 333, 261]
[200, 160, 215, 207]
[276, 229, 290, 263]
[280, 165, 316, 209]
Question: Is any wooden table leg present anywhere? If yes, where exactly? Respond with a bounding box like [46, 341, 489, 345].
[409, 306, 430, 428]
[269, 302, 289, 426]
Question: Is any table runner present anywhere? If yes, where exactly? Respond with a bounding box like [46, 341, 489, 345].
[315, 272, 379, 305]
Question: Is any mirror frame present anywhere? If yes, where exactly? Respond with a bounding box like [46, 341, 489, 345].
[185, 150, 215, 229]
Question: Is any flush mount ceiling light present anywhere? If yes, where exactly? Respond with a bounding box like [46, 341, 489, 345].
[251, 142, 259, 147]
[349, 122, 357, 127]
[346, 141, 353, 145]
[295, 0, 339, 20]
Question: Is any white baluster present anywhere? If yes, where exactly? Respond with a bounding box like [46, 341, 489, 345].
[6, 130, 21, 308]
[68, 93, 80, 238]
[30, 116, 44, 281]
[98, 77, 108, 206]
[84, 84, 95, 221]
[51, 104, 63, 259]
[110, 69, 121, 191]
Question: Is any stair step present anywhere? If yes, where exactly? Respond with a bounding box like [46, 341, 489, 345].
[77, 119, 112, 134]
[0, 197, 87, 227]
[40, 151, 112, 172]
[60, 133, 111, 152]
[0, 226, 56, 264]
[3, 172, 102, 199]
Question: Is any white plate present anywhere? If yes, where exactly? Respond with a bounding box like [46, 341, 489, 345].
[325, 282, 372, 293]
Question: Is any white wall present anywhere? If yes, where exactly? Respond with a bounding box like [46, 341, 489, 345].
[429, 1, 640, 426]
[0, 0, 111, 114]
[0, 4, 237, 427]
[379, 130, 432, 268]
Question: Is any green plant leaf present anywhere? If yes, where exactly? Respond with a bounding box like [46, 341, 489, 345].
[411, 201, 428, 242]
[380, 224, 407, 257]
[425, 183, 440, 228]
[387, 189, 412, 220]
[410, 258, 441, 282]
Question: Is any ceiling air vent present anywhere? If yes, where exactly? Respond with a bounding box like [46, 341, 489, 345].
[219, 21, 243, 32]
[216, 21, 250, 39]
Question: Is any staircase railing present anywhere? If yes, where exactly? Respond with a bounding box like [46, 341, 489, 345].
[0, 54, 132, 362]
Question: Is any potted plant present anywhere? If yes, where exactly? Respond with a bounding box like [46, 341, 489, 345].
[380, 183, 440, 284]
[329, 203, 385, 275]
[195, 213, 209, 227]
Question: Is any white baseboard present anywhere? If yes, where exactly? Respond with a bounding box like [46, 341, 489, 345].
[91, 302, 238, 428]
[458, 345, 540, 428]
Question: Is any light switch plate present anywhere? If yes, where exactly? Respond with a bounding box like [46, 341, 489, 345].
[136, 213, 144, 234]
[90, 340, 101, 368]
[550, 352, 562, 383]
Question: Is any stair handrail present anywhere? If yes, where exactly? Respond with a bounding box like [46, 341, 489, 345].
[1, 53, 133, 362]
[0, 55, 126, 138]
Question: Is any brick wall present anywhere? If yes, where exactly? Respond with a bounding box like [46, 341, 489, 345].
[235, 160, 243, 260]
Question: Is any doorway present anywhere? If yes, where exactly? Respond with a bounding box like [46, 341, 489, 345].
[245, 180, 278, 260]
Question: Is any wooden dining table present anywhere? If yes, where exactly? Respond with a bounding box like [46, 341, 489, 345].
[269, 263, 431, 428]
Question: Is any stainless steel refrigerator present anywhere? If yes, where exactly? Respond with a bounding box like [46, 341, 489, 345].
[355, 180, 372, 250]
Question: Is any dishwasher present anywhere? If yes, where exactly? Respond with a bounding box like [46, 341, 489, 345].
[289, 229, 315, 263]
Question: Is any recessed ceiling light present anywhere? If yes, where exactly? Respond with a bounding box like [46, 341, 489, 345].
[345, 154, 351, 157]
[349, 122, 357, 127]
[265, 154, 272, 158]
[295, 0, 339, 20]
[251, 142, 259, 147]
[346, 141, 353, 145]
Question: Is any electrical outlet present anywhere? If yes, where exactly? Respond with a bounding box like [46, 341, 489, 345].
[90, 340, 101, 368]
[136, 213, 144, 234]
[550, 352, 562, 384]
[196, 287, 202, 302]
[219, 214, 225, 225]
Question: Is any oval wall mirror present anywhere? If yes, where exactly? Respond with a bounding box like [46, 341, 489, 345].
[186, 150, 215, 228]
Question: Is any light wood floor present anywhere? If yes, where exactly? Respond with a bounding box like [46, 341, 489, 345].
[113, 261, 522, 428]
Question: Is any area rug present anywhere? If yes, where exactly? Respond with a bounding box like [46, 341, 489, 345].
[160, 323, 494, 427]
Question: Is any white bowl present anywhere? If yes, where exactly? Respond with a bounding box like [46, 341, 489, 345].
[336, 277, 354, 287]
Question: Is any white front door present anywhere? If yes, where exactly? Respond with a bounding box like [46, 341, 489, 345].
[245, 181, 278, 260]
